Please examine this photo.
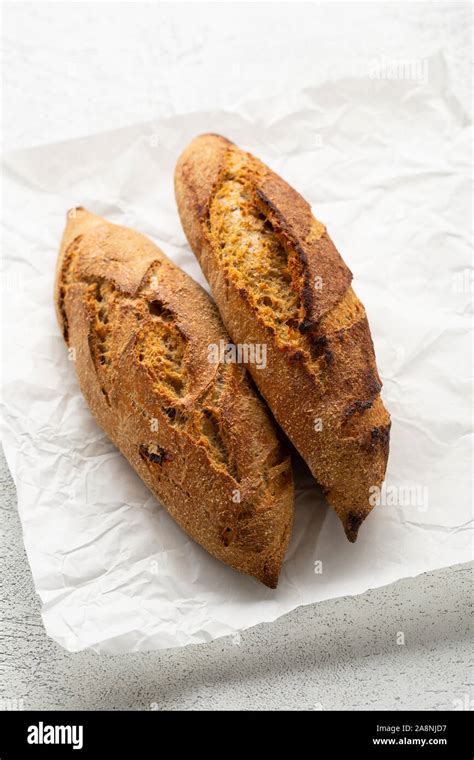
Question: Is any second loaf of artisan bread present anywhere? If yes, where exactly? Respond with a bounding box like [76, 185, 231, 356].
[55, 208, 293, 588]
[175, 134, 391, 541]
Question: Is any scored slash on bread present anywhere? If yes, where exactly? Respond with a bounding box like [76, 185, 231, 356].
[175, 134, 391, 541]
[55, 208, 294, 588]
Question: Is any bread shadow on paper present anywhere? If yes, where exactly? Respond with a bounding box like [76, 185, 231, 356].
[281, 442, 328, 563]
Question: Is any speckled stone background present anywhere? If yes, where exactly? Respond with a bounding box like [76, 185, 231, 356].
[1, 2, 472, 710]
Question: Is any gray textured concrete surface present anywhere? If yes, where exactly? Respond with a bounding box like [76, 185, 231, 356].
[0, 447, 472, 711]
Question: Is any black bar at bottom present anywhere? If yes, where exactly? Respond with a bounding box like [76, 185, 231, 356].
[0, 709, 471, 757]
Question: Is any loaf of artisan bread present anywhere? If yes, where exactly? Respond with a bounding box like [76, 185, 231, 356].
[54, 208, 293, 587]
[175, 134, 391, 541]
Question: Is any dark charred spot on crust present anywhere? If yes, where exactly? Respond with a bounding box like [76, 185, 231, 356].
[362, 424, 391, 453]
[344, 399, 374, 419]
[288, 349, 305, 363]
[308, 335, 333, 365]
[371, 424, 391, 447]
[299, 316, 316, 333]
[139, 444, 173, 465]
[365, 367, 382, 397]
[148, 300, 174, 321]
[308, 335, 327, 359]
[238, 287, 249, 303]
[222, 526, 234, 547]
[346, 512, 363, 542]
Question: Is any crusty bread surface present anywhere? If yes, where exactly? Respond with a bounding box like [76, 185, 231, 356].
[55, 207, 294, 587]
[175, 134, 391, 541]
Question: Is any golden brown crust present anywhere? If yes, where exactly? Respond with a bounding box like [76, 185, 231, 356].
[54, 207, 294, 588]
[175, 134, 391, 541]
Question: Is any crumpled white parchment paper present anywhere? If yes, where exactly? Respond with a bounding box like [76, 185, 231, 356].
[1, 56, 472, 652]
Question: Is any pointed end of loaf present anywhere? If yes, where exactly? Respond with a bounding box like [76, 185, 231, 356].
[263, 576, 278, 590]
[60, 206, 103, 255]
[253, 563, 281, 590]
[342, 512, 365, 543]
[328, 465, 389, 543]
